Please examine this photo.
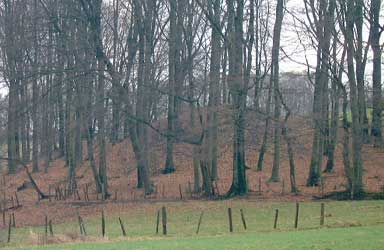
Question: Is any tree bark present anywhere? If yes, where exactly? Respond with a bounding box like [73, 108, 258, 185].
[269, 0, 285, 182]
[306, 0, 335, 186]
[370, 0, 383, 147]
[226, 0, 247, 196]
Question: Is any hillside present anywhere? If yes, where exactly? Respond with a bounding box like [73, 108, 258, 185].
[1, 106, 384, 228]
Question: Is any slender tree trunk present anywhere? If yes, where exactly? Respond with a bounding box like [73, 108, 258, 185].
[186, 0, 201, 193]
[65, 59, 74, 167]
[325, 38, 341, 173]
[207, 0, 221, 181]
[67, 81, 76, 193]
[257, 73, 273, 171]
[111, 0, 121, 145]
[163, 0, 179, 174]
[342, 87, 352, 191]
[344, 0, 364, 197]
[222, 46, 228, 105]
[354, 0, 369, 144]
[20, 83, 29, 163]
[370, 0, 383, 147]
[31, 0, 39, 172]
[307, 0, 335, 186]
[74, 83, 83, 167]
[136, 17, 145, 188]
[57, 63, 65, 157]
[97, 58, 109, 198]
[86, 78, 102, 193]
[269, 0, 285, 182]
[42, 80, 50, 172]
[7, 83, 17, 174]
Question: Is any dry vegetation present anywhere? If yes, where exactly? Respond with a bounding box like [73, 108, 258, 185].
[0, 109, 383, 229]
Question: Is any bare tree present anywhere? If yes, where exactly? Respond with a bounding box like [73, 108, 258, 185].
[226, 0, 248, 196]
[269, 0, 285, 183]
[304, 0, 335, 186]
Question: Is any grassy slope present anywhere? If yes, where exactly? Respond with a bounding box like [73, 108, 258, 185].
[4, 224, 384, 250]
[1, 200, 384, 249]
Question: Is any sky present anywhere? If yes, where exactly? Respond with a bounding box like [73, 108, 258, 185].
[281, 0, 378, 82]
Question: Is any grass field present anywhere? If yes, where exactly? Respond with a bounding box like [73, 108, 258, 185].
[1, 200, 384, 249]
[6, 224, 384, 250]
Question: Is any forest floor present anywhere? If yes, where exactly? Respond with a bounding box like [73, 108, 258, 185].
[1, 200, 384, 249]
[0, 107, 384, 233]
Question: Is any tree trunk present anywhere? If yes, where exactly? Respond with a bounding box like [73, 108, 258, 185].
[226, 0, 247, 196]
[96, 59, 109, 198]
[370, 0, 383, 147]
[110, 0, 121, 145]
[207, 0, 221, 181]
[269, 0, 285, 182]
[306, 0, 335, 186]
[325, 38, 341, 173]
[163, 0, 178, 174]
[86, 78, 102, 193]
[186, 0, 201, 193]
[257, 73, 273, 171]
[344, 0, 364, 197]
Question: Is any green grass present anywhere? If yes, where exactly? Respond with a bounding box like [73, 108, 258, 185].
[1, 200, 384, 249]
[7, 224, 384, 250]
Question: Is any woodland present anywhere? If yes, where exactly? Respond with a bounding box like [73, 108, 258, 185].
[0, 0, 383, 203]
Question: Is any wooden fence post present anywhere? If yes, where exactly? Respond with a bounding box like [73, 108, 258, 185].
[294, 202, 299, 229]
[119, 217, 127, 236]
[7, 214, 11, 243]
[78, 215, 87, 236]
[162, 206, 167, 235]
[274, 209, 279, 229]
[156, 210, 160, 234]
[45, 215, 48, 237]
[228, 208, 233, 232]
[101, 211, 106, 237]
[320, 203, 325, 226]
[240, 209, 247, 230]
[78, 215, 83, 235]
[196, 211, 204, 234]
[81, 217, 87, 236]
[49, 220, 54, 237]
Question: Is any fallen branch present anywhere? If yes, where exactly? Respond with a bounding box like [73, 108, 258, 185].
[24, 166, 49, 200]
[0, 204, 22, 213]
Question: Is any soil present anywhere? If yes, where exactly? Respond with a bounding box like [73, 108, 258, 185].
[0, 106, 383, 228]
